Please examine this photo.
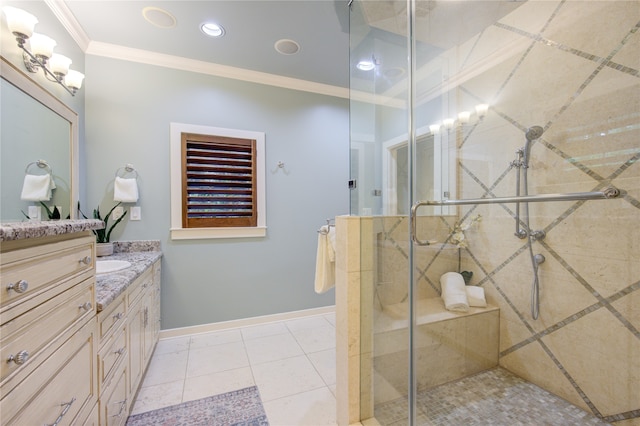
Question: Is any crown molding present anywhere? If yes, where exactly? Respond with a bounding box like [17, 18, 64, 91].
[45, 0, 91, 51]
[86, 41, 352, 99]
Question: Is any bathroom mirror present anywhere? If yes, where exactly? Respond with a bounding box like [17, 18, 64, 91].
[0, 56, 78, 222]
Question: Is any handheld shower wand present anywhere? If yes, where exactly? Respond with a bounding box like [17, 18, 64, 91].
[514, 125, 546, 320]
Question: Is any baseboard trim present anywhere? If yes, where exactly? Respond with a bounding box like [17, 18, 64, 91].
[159, 305, 336, 339]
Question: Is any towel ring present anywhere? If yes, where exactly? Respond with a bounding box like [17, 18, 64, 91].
[115, 163, 138, 179]
[25, 159, 52, 175]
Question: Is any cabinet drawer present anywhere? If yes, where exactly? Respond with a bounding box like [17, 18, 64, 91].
[100, 363, 128, 426]
[1, 319, 97, 425]
[0, 279, 94, 383]
[98, 329, 127, 392]
[127, 268, 152, 308]
[1, 236, 94, 310]
[98, 297, 126, 343]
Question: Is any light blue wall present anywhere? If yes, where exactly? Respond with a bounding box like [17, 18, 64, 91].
[84, 56, 349, 329]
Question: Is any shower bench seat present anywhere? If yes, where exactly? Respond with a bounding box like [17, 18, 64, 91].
[368, 297, 500, 406]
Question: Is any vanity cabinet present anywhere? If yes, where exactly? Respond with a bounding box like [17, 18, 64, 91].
[97, 259, 161, 424]
[0, 228, 161, 426]
[0, 232, 98, 426]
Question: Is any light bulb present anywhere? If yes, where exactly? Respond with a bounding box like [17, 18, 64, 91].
[429, 124, 441, 134]
[443, 118, 455, 129]
[458, 111, 471, 124]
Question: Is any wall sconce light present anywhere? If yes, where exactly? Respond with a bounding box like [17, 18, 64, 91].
[443, 118, 455, 129]
[475, 104, 489, 118]
[2, 6, 84, 96]
[457, 111, 471, 125]
[429, 124, 441, 134]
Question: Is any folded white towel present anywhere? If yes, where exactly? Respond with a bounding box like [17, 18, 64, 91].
[466, 286, 487, 307]
[21, 174, 55, 201]
[440, 272, 469, 313]
[114, 177, 139, 202]
[314, 225, 335, 294]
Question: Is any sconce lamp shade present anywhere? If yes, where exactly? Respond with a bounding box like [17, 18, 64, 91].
[3, 6, 38, 38]
[64, 69, 85, 90]
[443, 118, 455, 129]
[475, 104, 489, 117]
[458, 111, 471, 124]
[30, 33, 56, 59]
[429, 124, 441, 134]
[50, 54, 72, 76]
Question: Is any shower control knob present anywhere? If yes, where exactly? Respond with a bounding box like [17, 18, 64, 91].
[7, 279, 28, 293]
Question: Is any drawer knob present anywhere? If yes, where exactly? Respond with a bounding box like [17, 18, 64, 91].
[6, 279, 28, 293]
[7, 350, 29, 365]
[80, 256, 92, 265]
[115, 348, 125, 356]
[113, 312, 124, 320]
[79, 302, 93, 311]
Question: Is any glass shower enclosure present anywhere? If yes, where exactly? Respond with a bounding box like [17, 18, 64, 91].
[349, 1, 639, 425]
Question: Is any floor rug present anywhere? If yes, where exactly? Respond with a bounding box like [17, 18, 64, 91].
[125, 386, 269, 426]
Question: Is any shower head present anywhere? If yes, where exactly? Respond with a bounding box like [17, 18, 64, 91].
[525, 126, 544, 141]
[522, 125, 543, 167]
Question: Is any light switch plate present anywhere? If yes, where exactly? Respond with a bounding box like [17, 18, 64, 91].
[28, 205, 41, 220]
[130, 206, 141, 221]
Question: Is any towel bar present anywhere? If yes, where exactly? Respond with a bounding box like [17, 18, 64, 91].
[317, 218, 335, 235]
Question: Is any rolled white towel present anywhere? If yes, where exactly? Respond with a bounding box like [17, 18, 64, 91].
[466, 285, 487, 308]
[114, 177, 139, 202]
[21, 174, 54, 201]
[440, 272, 469, 313]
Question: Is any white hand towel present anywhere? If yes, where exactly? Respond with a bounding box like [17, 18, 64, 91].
[314, 225, 335, 294]
[327, 226, 336, 263]
[21, 174, 54, 201]
[466, 286, 487, 307]
[440, 272, 469, 313]
[114, 177, 139, 202]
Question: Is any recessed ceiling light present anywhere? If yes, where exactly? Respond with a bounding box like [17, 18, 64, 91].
[201, 22, 225, 37]
[383, 67, 405, 79]
[357, 60, 375, 71]
[142, 7, 176, 29]
[274, 39, 300, 55]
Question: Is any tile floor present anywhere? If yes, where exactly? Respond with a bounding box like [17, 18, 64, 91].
[129, 312, 338, 425]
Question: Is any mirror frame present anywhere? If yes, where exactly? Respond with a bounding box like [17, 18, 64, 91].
[1, 56, 78, 220]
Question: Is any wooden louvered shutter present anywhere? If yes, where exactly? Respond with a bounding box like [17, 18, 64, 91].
[181, 132, 257, 228]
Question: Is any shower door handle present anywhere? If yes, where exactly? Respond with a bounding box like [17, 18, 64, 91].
[410, 202, 431, 246]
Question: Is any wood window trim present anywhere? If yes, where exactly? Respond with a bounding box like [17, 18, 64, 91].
[170, 123, 266, 240]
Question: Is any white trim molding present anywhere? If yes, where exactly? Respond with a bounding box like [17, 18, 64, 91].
[159, 305, 336, 339]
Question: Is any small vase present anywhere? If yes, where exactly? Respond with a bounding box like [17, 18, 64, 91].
[96, 242, 114, 257]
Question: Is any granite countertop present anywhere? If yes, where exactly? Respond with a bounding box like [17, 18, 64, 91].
[0, 219, 104, 241]
[95, 241, 162, 312]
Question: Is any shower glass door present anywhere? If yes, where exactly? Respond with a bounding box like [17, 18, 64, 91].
[351, 1, 639, 425]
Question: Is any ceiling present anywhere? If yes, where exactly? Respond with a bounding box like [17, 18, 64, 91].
[60, 1, 351, 89]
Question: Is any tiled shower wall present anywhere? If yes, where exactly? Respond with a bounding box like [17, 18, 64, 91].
[447, 1, 638, 423]
[367, 1, 639, 424]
